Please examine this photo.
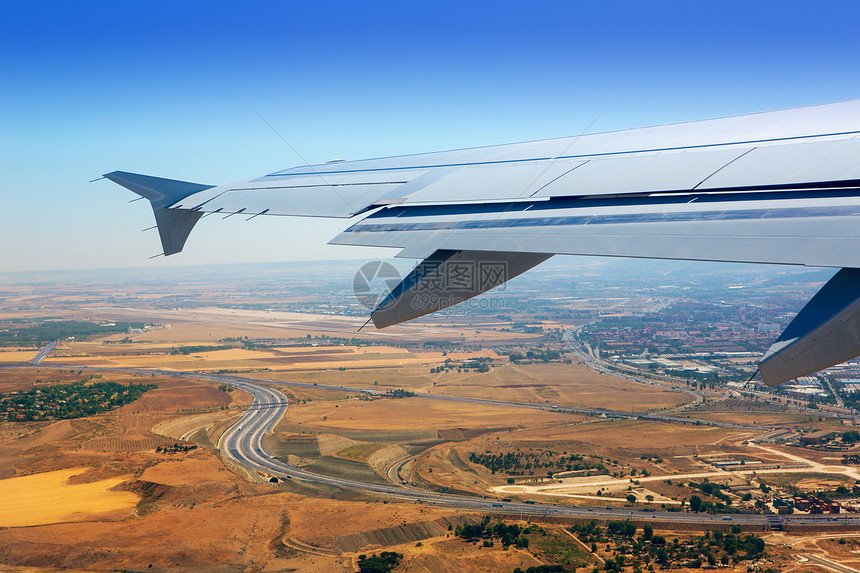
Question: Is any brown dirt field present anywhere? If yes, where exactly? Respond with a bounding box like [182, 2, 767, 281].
[119, 377, 233, 414]
[139, 458, 234, 486]
[0, 368, 94, 391]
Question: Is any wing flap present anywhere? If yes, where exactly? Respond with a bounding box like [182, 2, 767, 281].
[698, 137, 860, 190]
[531, 147, 750, 198]
[399, 159, 586, 203]
[760, 268, 860, 385]
[333, 192, 860, 266]
[371, 250, 552, 328]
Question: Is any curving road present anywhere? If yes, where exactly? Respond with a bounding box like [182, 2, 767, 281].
[8, 362, 860, 527]
[207, 372, 860, 528]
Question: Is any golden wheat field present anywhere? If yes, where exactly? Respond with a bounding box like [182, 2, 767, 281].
[0, 467, 139, 527]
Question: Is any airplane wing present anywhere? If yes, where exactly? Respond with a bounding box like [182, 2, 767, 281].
[105, 99, 860, 386]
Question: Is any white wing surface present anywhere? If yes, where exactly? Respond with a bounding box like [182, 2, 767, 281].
[106, 100, 860, 385]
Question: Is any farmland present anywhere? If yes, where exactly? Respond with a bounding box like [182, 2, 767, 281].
[0, 261, 858, 571]
[0, 467, 138, 527]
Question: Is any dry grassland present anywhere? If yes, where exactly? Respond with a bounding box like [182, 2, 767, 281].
[283, 396, 569, 433]
[386, 535, 544, 572]
[0, 374, 246, 480]
[0, 453, 498, 572]
[686, 410, 824, 427]
[760, 471, 855, 490]
[0, 350, 41, 364]
[259, 363, 437, 392]
[430, 362, 689, 411]
[0, 467, 138, 527]
[255, 354, 691, 412]
[512, 418, 754, 450]
[50, 340, 448, 372]
[409, 417, 771, 497]
[88, 304, 543, 346]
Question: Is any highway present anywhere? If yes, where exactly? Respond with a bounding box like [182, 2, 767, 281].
[9, 362, 860, 527]
[190, 371, 860, 528]
[562, 329, 860, 423]
[204, 369, 771, 432]
[30, 339, 59, 365]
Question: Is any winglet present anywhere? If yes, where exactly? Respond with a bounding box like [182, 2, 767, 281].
[104, 171, 215, 256]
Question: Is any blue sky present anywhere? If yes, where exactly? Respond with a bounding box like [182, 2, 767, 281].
[2, 0, 860, 272]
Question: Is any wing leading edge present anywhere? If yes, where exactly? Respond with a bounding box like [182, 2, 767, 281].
[107, 100, 860, 385]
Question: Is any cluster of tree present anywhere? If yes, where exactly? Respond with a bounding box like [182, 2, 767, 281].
[170, 344, 234, 355]
[0, 320, 147, 346]
[687, 479, 733, 507]
[421, 340, 459, 348]
[842, 430, 860, 443]
[507, 349, 561, 363]
[512, 566, 566, 573]
[469, 450, 605, 476]
[356, 551, 402, 573]
[455, 516, 541, 549]
[217, 384, 234, 392]
[508, 322, 544, 334]
[688, 494, 737, 514]
[103, 337, 135, 344]
[243, 334, 392, 349]
[1, 380, 157, 421]
[386, 389, 415, 398]
[430, 357, 493, 374]
[570, 521, 765, 570]
[156, 443, 197, 454]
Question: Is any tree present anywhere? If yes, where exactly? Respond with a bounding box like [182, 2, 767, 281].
[643, 523, 653, 541]
[627, 494, 637, 504]
[689, 495, 703, 512]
